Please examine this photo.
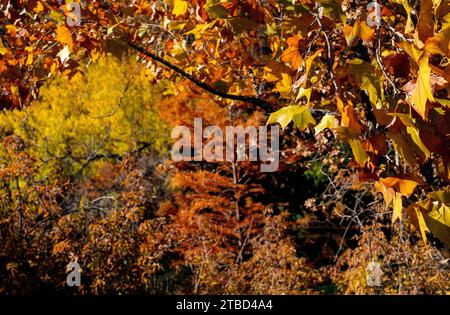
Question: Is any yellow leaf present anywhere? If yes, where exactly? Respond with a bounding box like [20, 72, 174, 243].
[392, 192, 403, 223]
[415, 206, 430, 244]
[56, 25, 73, 50]
[349, 139, 368, 167]
[267, 105, 314, 130]
[314, 114, 338, 135]
[172, 0, 188, 16]
[295, 86, 312, 103]
[33, 1, 44, 13]
[407, 126, 431, 158]
[0, 40, 8, 55]
[273, 73, 292, 98]
[401, 41, 423, 65]
[343, 19, 375, 47]
[411, 52, 434, 120]
[425, 26, 450, 56]
[401, 0, 415, 34]
[424, 204, 450, 247]
[25, 47, 33, 65]
[292, 106, 315, 130]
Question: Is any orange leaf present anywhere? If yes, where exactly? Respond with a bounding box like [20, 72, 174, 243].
[379, 176, 421, 197]
[56, 25, 73, 50]
[281, 35, 303, 70]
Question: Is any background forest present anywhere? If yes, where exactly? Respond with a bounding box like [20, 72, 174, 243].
[1, 0, 450, 295]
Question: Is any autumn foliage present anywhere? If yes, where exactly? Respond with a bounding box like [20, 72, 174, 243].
[0, 0, 450, 294]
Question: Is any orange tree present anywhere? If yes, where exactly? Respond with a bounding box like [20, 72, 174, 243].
[1, 1, 449, 248]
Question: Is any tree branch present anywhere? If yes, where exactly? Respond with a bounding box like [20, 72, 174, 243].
[128, 42, 273, 112]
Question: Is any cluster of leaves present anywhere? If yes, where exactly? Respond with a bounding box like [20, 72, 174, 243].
[1, 0, 449, 248]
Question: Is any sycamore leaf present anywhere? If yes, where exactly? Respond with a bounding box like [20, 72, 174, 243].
[341, 102, 363, 136]
[424, 204, 450, 247]
[295, 87, 312, 103]
[267, 105, 315, 130]
[374, 181, 396, 205]
[267, 106, 297, 129]
[0, 40, 9, 55]
[401, 0, 415, 34]
[224, 17, 258, 34]
[263, 61, 291, 83]
[407, 126, 431, 158]
[172, 0, 188, 16]
[349, 139, 368, 167]
[412, 190, 450, 246]
[292, 107, 315, 130]
[343, 19, 375, 47]
[425, 26, 450, 56]
[347, 59, 384, 107]
[315, 114, 338, 135]
[55, 25, 73, 50]
[379, 176, 421, 197]
[204, 1, 228, 19]
[281, 35, 303, 70]
[293, 49, 323, 91]
[317, 0, 346, 23]
[416, 0, 435, 43]
[395, 113, 431, 158]
[392, 192, 403, 223]
[401, 41, 423, 65]
[387, 131, 419, 167]
[415, 206, 430, 244]
[273, 73, 293, 98]
[184, 18, 218, 35]
[412, 54, 434, 120]
[435, 98, 450, 107]
[33, 1, 44, 13]
[428, 189, 450, 204]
